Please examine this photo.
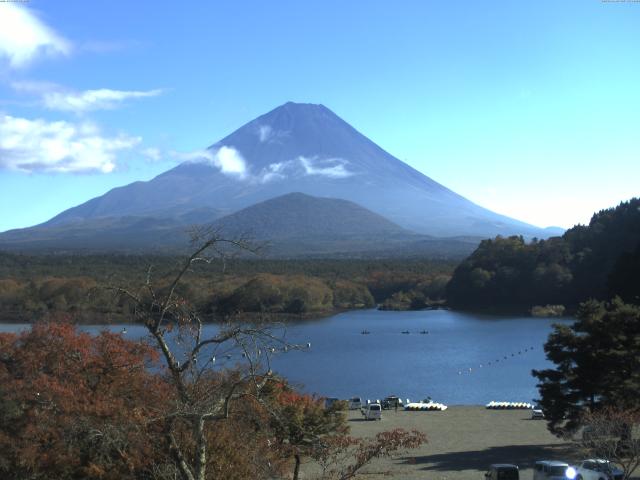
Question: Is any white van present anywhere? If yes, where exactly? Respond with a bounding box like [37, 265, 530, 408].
[361, 403, 382, 420]
[348, 397, 362, 410]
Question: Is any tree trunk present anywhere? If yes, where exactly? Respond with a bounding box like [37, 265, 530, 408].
[195, 416, 207, 480]
[293, 453, 301, 480]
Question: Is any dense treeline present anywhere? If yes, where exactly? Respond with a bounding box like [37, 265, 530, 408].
[446, 198, 640, 311]
[0, 254, 455, 322]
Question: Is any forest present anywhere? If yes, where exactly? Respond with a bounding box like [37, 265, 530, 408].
[446, 198, 640, 312]
[0, 254, 455, 323]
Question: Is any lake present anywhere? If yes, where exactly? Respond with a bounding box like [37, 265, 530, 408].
[0, 309, 572, 405]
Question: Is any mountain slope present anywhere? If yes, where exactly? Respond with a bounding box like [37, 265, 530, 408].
[0, 193, 480, 258]
[38, 102, 554, 239]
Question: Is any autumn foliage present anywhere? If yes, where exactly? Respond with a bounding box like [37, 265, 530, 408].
[0, 321, 167, 479]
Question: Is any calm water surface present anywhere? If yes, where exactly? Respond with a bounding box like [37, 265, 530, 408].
[0, 309, 572, 405]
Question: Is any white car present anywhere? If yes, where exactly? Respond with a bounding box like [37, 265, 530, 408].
[348, 397, 362, 410]
[531, 409, 545, 420]
[533, 460, 573, 480]
[361, 403, 382, 420]
[573, 459, 623, 480]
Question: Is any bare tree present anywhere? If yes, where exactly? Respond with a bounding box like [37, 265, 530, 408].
[111, 227, 298, 480]
[576, 407, 640, 480]
[311, 429, 427, 480]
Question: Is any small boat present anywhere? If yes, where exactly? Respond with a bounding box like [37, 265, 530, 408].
[420, 330, 429, 334]
[361, 330, 371, 335]
[401, 330, 410, 334]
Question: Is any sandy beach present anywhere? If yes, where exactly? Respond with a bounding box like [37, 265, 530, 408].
[311, 406, 579, 479]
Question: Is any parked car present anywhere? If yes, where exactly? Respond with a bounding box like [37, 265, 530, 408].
[360, 403, 382, 420]
[573, 459, 623, 480]
[533, 460, 573, 480]
[484, 463, 519, 480]
[381, 395, 403, 410]
[531, 408, 545, 419]
[348, 397, 362, 410]
[324, 397, 340, 409]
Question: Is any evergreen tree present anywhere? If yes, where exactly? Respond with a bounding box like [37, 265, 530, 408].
[532, 298, 640, 435]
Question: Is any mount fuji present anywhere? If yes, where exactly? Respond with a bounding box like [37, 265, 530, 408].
[0, 102, 560, 254]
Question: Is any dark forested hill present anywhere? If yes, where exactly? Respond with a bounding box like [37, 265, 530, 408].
[213, 192, 408, 239]
[446, 198, 640, 311]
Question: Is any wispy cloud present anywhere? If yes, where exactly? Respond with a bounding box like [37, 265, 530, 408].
[0, 4, 71, 68]
[43, 88, 164, 113]
[0, 114, 141, 173]
[79, 40, 142, 54]
[11, 81, 164, 113]
[258, 161, 288, 183]
[140, 147, 162, 162]
[258, 125, 272, 142]
[174, 146, 248, 179]
[298, 156, 354, 178]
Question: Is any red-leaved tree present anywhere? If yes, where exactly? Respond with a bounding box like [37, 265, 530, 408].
[0, 321, 167, 479]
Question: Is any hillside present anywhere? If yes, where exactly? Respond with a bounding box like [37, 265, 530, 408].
[446, 198, 640, 311]
[213, 192, 408, 239]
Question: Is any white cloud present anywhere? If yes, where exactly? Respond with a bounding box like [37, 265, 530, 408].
[43, 88, 164, 113]
[141, 147, 161, 162]
[174, 146, 248, 179]
[172, 149, 354, 182]
[0, 114, 140, 173]
[259, 161, 288, 183]
[0, 4, 71, 68]
[298, 156, 354, 178]
[258, 125, 272, 142]
[11, 82, 164, 113]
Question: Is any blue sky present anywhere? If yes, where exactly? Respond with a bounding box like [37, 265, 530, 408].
[0, 0, 639, 232]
